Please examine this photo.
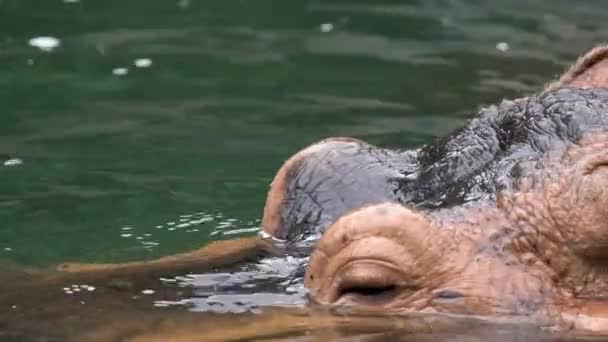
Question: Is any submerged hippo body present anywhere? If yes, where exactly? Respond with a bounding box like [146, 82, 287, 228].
[261, 46, 608, 330]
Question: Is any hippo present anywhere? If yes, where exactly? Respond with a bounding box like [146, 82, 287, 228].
[259, 45, 608, 331]
[3, 46, 608, 340]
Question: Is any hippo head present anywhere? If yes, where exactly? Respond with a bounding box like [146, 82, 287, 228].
[261, 46, 608, 330]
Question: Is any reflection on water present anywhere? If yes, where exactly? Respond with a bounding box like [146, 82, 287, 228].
[107, 210, 261, 254]
[156, 255, 308, 314]
[2, 0, 608, 340]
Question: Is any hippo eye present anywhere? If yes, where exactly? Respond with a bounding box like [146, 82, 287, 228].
[334, 261, 407, 305]
[338, 282, 398, 303]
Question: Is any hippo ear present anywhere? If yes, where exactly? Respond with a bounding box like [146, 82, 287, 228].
[546, 45, 608, 91]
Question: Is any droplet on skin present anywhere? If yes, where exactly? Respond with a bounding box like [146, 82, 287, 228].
[28, 37, 61, 52]
[141, 289, 155, 295]
[3, 158, 23, 167]
[320, 23, 334, 33]
[496, 42, 510, 52]
[134, 58, 152, 68]
[112, 67, 128, 76]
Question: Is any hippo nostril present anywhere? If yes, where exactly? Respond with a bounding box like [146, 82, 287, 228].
[332, 261, 407, 305]
[436, 289, 463, 299]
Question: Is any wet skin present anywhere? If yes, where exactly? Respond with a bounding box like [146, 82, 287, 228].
[4, 47, 608, 340]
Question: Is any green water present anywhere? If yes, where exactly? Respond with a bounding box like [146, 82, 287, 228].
[1, 0, 606, 268]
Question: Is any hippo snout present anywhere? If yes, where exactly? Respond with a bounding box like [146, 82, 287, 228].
[305, 203, 555, 317]
[306, 203, 449, 308]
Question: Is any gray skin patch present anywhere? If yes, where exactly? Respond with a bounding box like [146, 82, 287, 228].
[278, 88, 608, 245]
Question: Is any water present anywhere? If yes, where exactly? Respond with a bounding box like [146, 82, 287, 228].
[2, 0, 608, 340]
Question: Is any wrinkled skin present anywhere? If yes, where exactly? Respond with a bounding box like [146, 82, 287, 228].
[261, 46, 608, 331]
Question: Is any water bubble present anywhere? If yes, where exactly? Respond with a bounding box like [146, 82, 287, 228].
[63, 0, 80, 3]
[177, 0, 190, 9]
[112, 67, 129, 76]
[120, 233, 133, 238]
[496, 42, 510, 52]
[121, 226, 132, 231]
[285, 286, 299, 294]
[3, 247, 13, 252]
[28, 36, 61, 52]
[320, 23, 334, 33]
[141, 289, 155, 295]
[134, 58, 152, 68]
[3, 158, 23, 167]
